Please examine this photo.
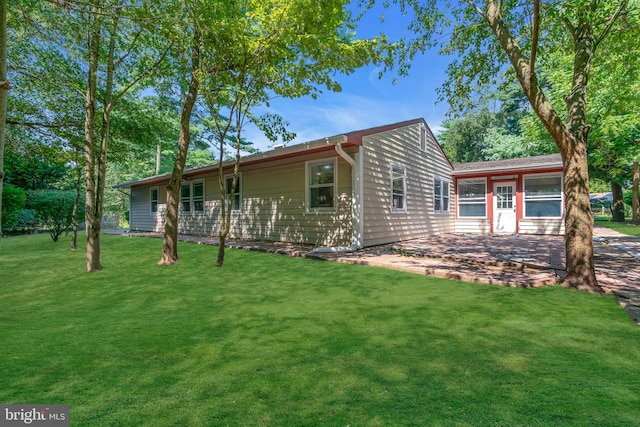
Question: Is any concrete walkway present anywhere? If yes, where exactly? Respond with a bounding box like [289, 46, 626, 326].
[113, 225, 640, 324]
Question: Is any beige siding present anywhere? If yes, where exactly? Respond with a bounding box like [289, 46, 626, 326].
[361, 122, 454, 247]
[129, 152, 353, 247]
[454, 219, 491, 234]
[518, 219, 565, 235]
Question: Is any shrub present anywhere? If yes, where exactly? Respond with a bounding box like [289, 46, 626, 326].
[1, 184, 27, 234]
[27, 190, 84, 242]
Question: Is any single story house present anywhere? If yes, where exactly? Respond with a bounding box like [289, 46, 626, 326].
[116, 119, 565, 249]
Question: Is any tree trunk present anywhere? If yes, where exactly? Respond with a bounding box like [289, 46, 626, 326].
[71, 153, 81, 251]
[84, 6, 102, 272]
[216, 234, 226, 267]
[158, 25, 200, 265]
[610, 181, 625, 222]
[562, 143, 601, 293]
[483, 5, 601, 293]
[0, 0, 8, 238]
[633, 161, 640, 225]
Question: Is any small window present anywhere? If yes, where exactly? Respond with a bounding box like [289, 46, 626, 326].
[150, 187, 159, 213]
[420, 125, 427, 151]
[458, 179, 487, 217]
[434, 177, 450, 213]
[180, 183, 191, 212]
[307, 159, 336, 212]
[391, 163, 406, 212]
[524, 174, 562, 218]
[225, 174, 242, 212]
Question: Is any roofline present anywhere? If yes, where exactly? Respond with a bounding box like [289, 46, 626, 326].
[114, 134, 351, 189]
[115, 118, 440, 189]
[452, 161, 563, 176]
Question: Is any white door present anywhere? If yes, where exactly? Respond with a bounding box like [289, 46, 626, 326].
[493, 182, 516, 234]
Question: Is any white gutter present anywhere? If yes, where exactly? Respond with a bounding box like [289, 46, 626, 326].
[312, 138, 361, 253]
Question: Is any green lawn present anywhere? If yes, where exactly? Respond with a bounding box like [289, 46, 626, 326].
[1, 234, 639, 426]
[595, 216, 640, 237]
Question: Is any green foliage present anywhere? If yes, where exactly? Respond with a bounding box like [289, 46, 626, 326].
[1, 184, 26, 234]
[4, 150, 68, 190]
[27, 190, 84, 242]
[1, 234, 639, 425]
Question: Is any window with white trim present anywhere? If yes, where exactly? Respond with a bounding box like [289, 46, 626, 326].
[150, 187, 158, 214]
[307, 159, 336, 212]
[391, 163, 406, 212]
[457, 178, 487, 217]
[225, 173, 242, 212]
[434, 177, 450, 213]
[180, 180, 205, 213]
[524, 174, 562, 217]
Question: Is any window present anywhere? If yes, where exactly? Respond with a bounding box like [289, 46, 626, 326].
[420, 126, 427, 151]
[434, 177, 450, 213]
[391, 163, 406, 212]
[225, 174, 242, 212]
[150, 187, 159, 213]
[307, 159, 336, 212]
[524, 174, 562, 217]
[193, 181, 204, 212]
[180, 180, 205, 213]
[495, 185, 514, 209]
[457, 179, 487, 217]
[180, 183, 191, 212]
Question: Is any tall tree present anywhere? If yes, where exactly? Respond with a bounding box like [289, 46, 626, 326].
[158, 7, 199, 266]
[0, 0, 8, 238]
[402, 0, 636, 293]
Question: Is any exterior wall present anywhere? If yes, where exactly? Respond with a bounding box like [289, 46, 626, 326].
[130, 184, 166, 233]
[129, 150, 353, 247]
[361, 122, 455, 247]
[454, 219, 491, 233]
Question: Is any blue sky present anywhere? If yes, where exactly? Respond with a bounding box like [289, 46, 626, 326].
[244, 2, 453, 152]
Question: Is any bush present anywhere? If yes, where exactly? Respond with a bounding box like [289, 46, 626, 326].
[13, 209, 37, 234]
[2, 184, 27, 234]
[27, 190, 84, 242]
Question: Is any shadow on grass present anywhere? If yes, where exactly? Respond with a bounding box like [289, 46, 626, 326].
[0, 234, 639, 426]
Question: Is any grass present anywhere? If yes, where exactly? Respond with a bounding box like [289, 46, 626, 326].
[595, 216, 640, 237]
[1, 234, 639, 426]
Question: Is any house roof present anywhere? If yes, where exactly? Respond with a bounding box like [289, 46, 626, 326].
[115, 118, 436, 189]
[452, 153, 563, 176]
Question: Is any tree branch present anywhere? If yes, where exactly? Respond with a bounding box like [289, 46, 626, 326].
[109, 41, 173, 110]
[529, 0, 540, 77]
[6, 119, 80, 128]
[594, 0, 629, 49]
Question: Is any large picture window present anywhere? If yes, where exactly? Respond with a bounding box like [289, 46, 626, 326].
[225, 174, 242, 212]
[150, 187, 158, 214]
[434, 176, 450, 213]
[307, 159, 336, 212]
[457, 179, 487, 217]
[391, 163, 406, 212]
[524, 174, 562, 217]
